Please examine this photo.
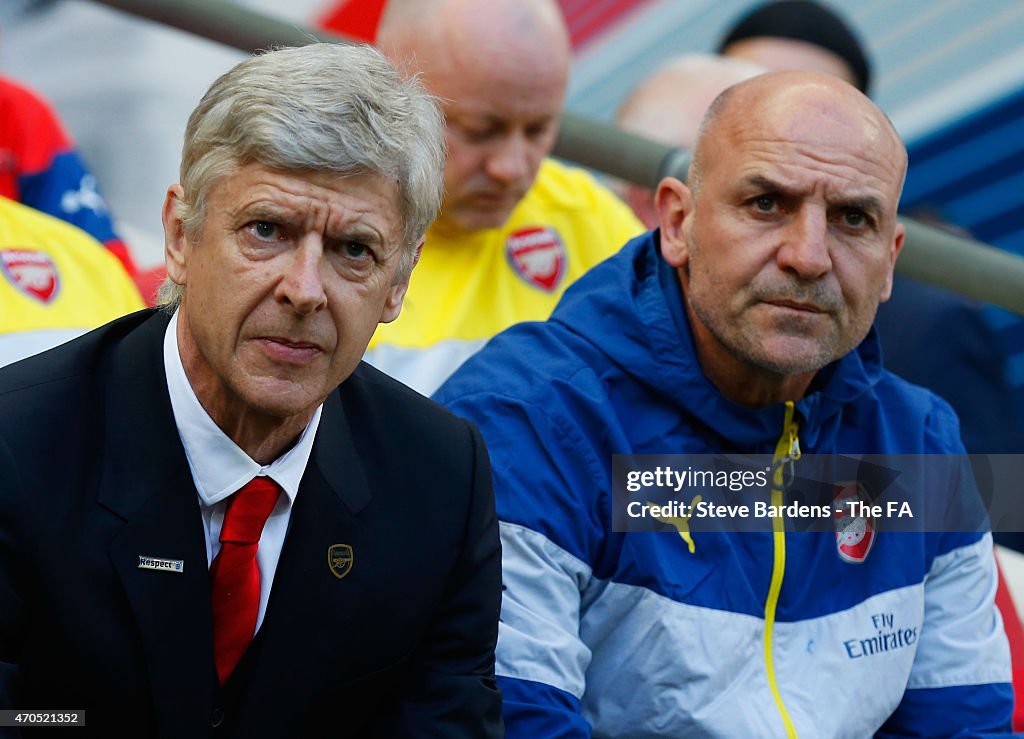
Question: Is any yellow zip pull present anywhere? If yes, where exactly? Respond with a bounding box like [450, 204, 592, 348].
[772, 400, 801, 488]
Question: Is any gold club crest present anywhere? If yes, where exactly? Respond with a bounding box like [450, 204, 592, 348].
[328, 544, 354, 579]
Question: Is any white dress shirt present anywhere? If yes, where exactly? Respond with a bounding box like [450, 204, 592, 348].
[163, 310, 323, 631]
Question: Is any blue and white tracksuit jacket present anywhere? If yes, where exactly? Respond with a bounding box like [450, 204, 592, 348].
[435, 231, 1013, 737]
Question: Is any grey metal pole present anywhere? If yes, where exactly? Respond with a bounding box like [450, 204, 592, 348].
[86, 0, 1024, 316]
[555, 113, 691, 187]
[897, 219, 1024, 311]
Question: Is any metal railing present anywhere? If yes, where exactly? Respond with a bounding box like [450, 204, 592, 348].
[89, 0, 1024, 316]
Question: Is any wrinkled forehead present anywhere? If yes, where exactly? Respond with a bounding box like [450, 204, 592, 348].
[708, 82, 907, 200]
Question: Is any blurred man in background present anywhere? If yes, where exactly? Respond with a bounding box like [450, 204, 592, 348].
[717, 0, 870, 92]
[0, 195, 142, 367]
[370, 0, 643, 395]
[615, 53, 764, 229]
[0, 71, 138, 275]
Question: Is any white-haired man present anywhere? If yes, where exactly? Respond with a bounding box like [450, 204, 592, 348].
[0, 43, 502, 737]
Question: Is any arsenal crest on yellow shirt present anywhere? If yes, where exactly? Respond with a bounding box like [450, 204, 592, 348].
[1, 248, 60, 303]
[506, 226, 567, 292]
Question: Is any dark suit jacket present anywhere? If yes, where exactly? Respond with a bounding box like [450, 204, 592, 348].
[0, 309, 503, 738]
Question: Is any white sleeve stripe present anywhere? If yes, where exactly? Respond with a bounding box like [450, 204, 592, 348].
[908, 533, 1011, 689]
[495, 522, 593, 697]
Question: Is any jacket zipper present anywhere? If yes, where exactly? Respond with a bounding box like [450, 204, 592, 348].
[765, 400, 801, 738]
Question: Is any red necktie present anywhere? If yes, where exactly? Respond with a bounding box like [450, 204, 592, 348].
[210, 476, 281, 684]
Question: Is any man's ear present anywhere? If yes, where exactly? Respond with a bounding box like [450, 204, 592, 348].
[656, 177, 694, 268]
[380, 237, 424, 324]
[162, 184, 189, 287]
[878, 221, 906, 303]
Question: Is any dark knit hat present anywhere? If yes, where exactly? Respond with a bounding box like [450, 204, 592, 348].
[717, 0, 871, 94]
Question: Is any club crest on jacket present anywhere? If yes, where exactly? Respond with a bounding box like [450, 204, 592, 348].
[833, 481, 876, 564]
[328, 543, 354, 579]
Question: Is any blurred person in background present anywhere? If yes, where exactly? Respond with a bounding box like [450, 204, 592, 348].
[0, 69, 138, 276]
[614, 53, 765, 229]
[369, 0, 643, 395]
[0, 195, 142, 367]
[717, 0, 870, 93]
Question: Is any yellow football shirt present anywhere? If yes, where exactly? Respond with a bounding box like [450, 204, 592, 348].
[367, 158, 644, 395]
[0, 196, 144, 367]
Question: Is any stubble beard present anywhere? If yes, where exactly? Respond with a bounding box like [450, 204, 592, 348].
[685, 262, 850, 379]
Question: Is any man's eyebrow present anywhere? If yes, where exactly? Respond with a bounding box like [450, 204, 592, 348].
[332, 225, 383, 244]
[742, 175, 790, 195]
[324, 221, 391, 253]
[833, 195, 885, 217]
[453, 111, 503, 127]
[239, 203, 295, 222]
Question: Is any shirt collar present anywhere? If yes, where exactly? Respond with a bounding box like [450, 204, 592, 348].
[162, 310, 322, 506]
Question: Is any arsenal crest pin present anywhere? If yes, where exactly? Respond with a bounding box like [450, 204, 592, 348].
[506, 226, 567, 292]
[1, 248, 60, 303]
[833, 481, 876, 564]
[327, 543, 354, 579]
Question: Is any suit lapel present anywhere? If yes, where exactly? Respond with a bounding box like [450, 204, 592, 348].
[236, 391, 375, 718]
[307, 388, 372, 516]
[97, 312, 217, 733]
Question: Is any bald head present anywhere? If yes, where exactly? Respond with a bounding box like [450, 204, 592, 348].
[379, 0, 570, 81]
[689, 70, 906, 199]
[656, 70, 908, 405]
[378, 0, 572, 233]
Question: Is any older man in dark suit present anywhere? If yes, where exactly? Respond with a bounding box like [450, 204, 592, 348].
[0, 43, 502, 738]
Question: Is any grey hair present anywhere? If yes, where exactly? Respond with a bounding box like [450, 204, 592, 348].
[159, 42, 445, 307]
